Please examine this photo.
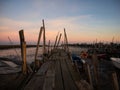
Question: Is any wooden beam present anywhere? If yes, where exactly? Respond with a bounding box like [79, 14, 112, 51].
[85, 63, 93, 89]
[64, 28, 69, 52]
[19, 30, 27, 74]
[54, 32, 59, 48]
[22, 41, 27, 74]
[42, 19, 46, 54]
[56, 33, 62, 48]
[92, 54, 99, 89]
[48, 40, 50, 54]
[19, 30, 25, 57]
[111, 72, 119, 90]
[35, 27, 43, 69]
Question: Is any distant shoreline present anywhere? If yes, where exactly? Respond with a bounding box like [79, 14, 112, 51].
[0, 45, 42, 50]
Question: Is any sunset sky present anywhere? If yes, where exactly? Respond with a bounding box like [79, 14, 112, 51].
[0, 0, 120, 45]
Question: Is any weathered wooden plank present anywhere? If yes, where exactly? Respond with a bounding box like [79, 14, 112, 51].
[36, 61, 51, 76]
[24, 61, 52, 90]
[43, 62, 55, 90]
[55, 60, 64, 90]
[24, 76, 45, 90]
[65, 58, 81, 82]
[60, 58, 78, 90]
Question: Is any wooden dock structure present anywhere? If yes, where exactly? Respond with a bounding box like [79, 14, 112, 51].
[24, 49, 91, 90]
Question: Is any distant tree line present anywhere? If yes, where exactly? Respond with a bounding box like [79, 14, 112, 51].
[65, 42, 120, 49]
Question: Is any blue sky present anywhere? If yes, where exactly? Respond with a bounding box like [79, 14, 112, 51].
[0, 0, 120, 44]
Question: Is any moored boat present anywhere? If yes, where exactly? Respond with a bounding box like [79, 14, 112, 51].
[110, 57, 120, 69]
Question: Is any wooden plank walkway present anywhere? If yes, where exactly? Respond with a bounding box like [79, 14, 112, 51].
[24, 49, 90, 90]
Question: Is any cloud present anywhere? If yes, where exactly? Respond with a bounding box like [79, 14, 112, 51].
[0, 15, 119, 44]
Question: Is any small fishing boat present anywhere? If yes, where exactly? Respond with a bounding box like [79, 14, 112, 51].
[110, 57, 120, 69]
[71, 53, 85, 69]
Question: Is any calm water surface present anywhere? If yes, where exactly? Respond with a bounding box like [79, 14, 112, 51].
[0, 47, 87, 64]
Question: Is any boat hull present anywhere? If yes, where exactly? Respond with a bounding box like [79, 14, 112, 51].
[110, 57, 120, 69]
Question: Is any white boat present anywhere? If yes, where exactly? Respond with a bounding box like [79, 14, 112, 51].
[110, 57, 120, 69]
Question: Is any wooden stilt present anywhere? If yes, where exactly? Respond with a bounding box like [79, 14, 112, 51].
[35, 27, 43, 69]
[85, 63, 93, 89]
[42, 19, 46, 54]
[22, 41, 27, 74]
[19, 30, 27, 74]
[92, 54, 99, 89]
[64, 28, 69, 52]
[111, 72, 119, 90]
[48, 40, 50, 54]
[54, 32, 59, 49]
[61, 41, 64, 49]
[19, 30, 25, 55]
[56, 33, 62, 48]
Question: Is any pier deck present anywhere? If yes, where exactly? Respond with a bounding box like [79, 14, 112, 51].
[24, 49, 90, 90]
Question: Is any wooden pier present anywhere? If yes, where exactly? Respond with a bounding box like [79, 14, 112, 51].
[24, 49, 91, 90]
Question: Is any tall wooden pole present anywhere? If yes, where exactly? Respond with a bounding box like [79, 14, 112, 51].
[19, 30, 27, 74]
[48, 40, 50, 54]
[85, 63, 93, 89]
[42, 19, 46, 54]
[22, 41, 27, 74]
[92, 54, 99, 89]
[54, 32, 59, 49]
[56, 33, 62, 48]
[64, 28, 69, 52]
[19, 30, 25, 56]
[35, 27, 43, 69]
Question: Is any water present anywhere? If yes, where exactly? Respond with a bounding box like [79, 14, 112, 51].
[0, 47, 42, 64]
[0, 46, 87, 64]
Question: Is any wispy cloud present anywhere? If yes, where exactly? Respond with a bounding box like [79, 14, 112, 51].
[0, 15, 120, 44]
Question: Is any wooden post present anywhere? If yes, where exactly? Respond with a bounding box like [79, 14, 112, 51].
[61, 41, 64, 49]
[56, 33, 62, 48]
[19, 30, 27, 74]
[54, 32, 59, 49]
[35, 27, 43, 69]
[19, 30, 25, 56]
[92, 54, 99, 89]
[22, 41, 27, 74]
[111, 72, 119, 90]
[64, 28, 69, 52]
[85, 63, 93, 89]
[42, 19, 46, 54]
[48, 40, 50, 54]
